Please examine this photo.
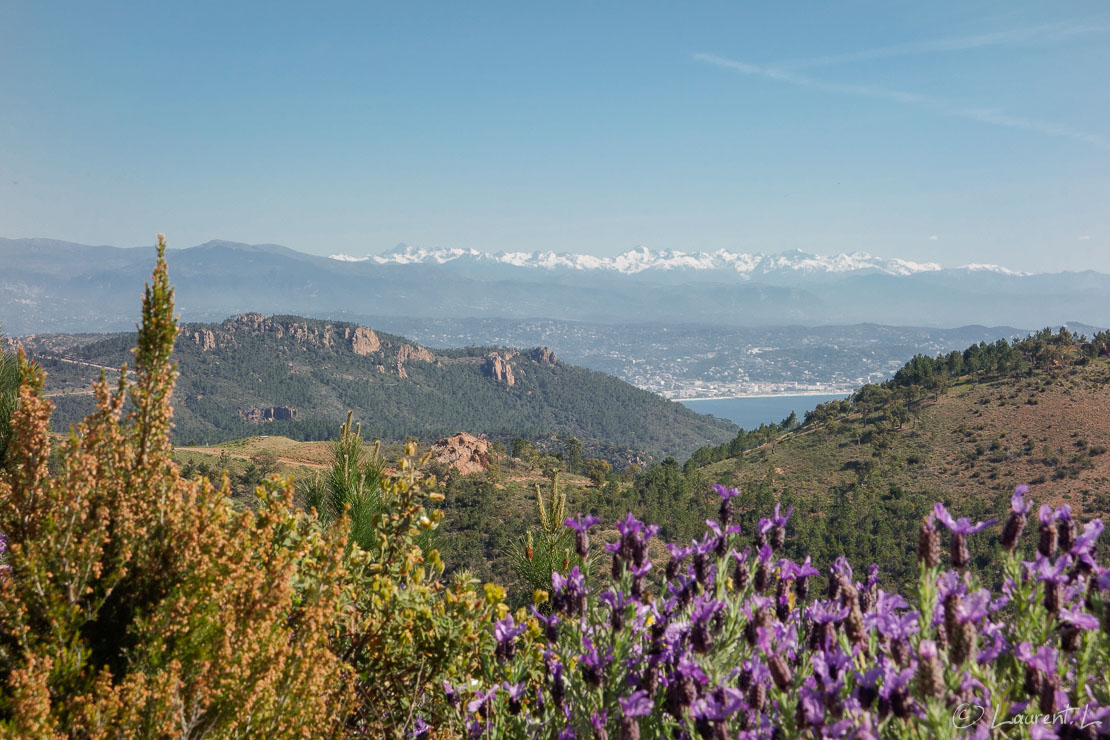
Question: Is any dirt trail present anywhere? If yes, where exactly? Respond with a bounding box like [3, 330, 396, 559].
[175, 446, 329, 470]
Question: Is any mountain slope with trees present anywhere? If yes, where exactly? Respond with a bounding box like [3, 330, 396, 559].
[673, 327, 1110, 588]
[14, 314, 737, 460]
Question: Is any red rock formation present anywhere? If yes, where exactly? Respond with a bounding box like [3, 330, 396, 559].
[527, 346, 558, 366]
[485, 352, 516, 386]
[428, 432, 491, 475]
[191, 329, 217, 351]
[349, 326, 381, 355]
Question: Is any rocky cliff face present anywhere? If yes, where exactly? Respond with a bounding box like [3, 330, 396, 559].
[190, 329, 217, 351]
[350, 326, 380, 355]
[485, 351, 516, 386]
[526, 346, 558, 366]
[183, 315, 433, 377]
[428, 432, 491, 475]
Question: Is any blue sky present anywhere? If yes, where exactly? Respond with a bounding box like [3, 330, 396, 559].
[1, 1, 1107, 272]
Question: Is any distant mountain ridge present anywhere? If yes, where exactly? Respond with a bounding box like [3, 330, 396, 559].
[2, 237, 1107, 334]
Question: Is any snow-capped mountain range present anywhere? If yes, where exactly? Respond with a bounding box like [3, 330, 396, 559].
[3, 236, 1103, 335]
[328, 244, 1026, 278]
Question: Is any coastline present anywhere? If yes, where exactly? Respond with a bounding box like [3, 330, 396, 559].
[673, 391, 852, 403]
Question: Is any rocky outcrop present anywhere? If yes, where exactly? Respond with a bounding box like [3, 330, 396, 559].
[191, 329, 217, 351]
[397, 343, 435, 365]
[349, 326, 381, 355]
[394, 342, 435, 378]
[223, 314, 340, 348]
[526, 346, 557, 366]
[238, 406, 298, 423]
[429, 432, 491, 476]
[485, 352, 517, 386]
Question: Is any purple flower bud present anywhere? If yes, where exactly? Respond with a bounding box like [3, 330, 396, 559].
[768, 654, 793, 691]
[918, 513, 940, 568]
[916, 640, 945, 698]
[1038, 505, 1060, 557]
[565, 514, 600, 559]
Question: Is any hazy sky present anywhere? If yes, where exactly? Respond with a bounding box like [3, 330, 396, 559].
[2, 2, 1108, 272]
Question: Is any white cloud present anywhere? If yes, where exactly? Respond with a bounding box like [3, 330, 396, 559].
[775, 20, 1109, 69]
[1079, 235, 1092, 240]
[692, 53, 1110, 152]
[928, 235, 939, 241]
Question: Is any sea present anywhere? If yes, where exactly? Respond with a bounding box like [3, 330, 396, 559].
[679, 394, 848, 430]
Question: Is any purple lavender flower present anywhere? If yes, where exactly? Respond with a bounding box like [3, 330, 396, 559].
[599, 590, 631, 631]
[619, 689, 654, 717]
[977, 619, 1009, 664]
[409, 715, 430, 739]
[1016, 642, 1058, 674]
[730, 546, 751, 591]
[466, 686, 498, 716]
[916, 639, 945, 698]
[706, 518, 741, 557]
[1016, 642, 1063, 712]
[665, 655, 707, 718]
[692, 533, 718, 590]
[798, 680, 826, 730]
[550, 660, 566, 708]
[692, 686, 745, 737]
[955, 588, 991, 625]
[615, 513, 659, 566]
[580, 637, 612, 687]
[494, 614, 527, 661]
[780, 555, 819, 600]
[1058, 606, 1100, 651]
[934, 503, 995, 568]
[665, 542, 692, 581]
[589, 711, 608, 740]
[754, 544, 774, 594]
[770, 502, 793, 550]
[1001, 485, 1032, 551]
[1070, 518, 1104, 572]
[757, 502, 793, 552]
[1056, 607, 1101, 630]
[854, 666, 883, 709]
[1026, 554, 1070, 613]
[689, 595, 724, 653]
[1038, 505, 1062, 557]
[878, 663, 915, 720]
[918, 511, 940, 568]
[552, 566, 587, 617]
[1055, 504, 1077, 553]
[618, 690, 652, 740]
[807, 600, 849, 651]
[503, 682, 526, 714]
[532, 605, 561, 642]
[713, 484, 742, 528]
[565, 513, 600, 558]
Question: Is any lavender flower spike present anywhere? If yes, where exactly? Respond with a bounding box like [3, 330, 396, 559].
[934, 503, 995, 567]
[1001, 485, 1032, 552]
[714, 483, 742, 527]
[565, 513, 600, 558]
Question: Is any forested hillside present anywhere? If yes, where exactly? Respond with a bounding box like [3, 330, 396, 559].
[14, 314, 737, 460]
[672, 327, 1110, 589]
